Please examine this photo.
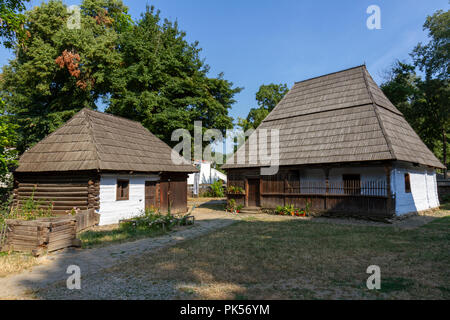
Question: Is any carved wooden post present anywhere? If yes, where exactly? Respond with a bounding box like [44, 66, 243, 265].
[259, 175, 263, 208]
[324, 168, 330, 210]
[384, 164, 393, 215]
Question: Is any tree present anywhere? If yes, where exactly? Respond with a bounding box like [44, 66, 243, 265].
[238, 83, 289, 131]
[382, 61, 449, 178]
[412, 9, 450, 177]
[0, 0, 31, 48]
[1, 0, 131, 153]
[106, 6, 241, 146]
[412, 9, 449, 80]
[0, 102, 18, 185]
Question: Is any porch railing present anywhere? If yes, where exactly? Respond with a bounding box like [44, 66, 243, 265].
[283, 180, 388, 197]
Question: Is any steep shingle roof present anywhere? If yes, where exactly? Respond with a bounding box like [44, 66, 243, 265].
[16, 108, 197, 173]
[223, 65, 444, 169]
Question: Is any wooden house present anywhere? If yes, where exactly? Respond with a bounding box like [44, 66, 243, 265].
[13, 108, 197, 225]
[222, 66, 444, 218]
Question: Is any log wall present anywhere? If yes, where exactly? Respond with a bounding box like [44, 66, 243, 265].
[13, 171, 100, 215]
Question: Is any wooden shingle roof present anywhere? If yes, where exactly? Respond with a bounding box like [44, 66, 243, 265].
[223, 65, 444, 169]
[16, 109, 198, 173]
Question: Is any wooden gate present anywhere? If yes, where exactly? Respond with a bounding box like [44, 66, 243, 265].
[145, 181, 159, 211]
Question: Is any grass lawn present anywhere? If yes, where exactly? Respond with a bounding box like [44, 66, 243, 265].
[108, 208, 450, 300]
[78, 224, 170, 249]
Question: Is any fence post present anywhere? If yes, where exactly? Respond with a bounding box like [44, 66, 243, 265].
[384, 164, 393, 215]
[324, 167, 330, 210]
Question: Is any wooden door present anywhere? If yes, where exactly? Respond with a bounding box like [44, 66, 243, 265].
[145, 181, 158, 210]
[247, 179, 260, 207]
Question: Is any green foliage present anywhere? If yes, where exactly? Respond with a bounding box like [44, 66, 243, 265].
[204, 180, 224, 198]
[226, 198, 242, 213]
[1, 0, 131, 153]
[1, 1, 239, 153]
[381, 61, 449, 172]
[0, 103, 18, 182]
[119, 208, 193, 233]
[238, 83, 289, 131]
[412, 9, 449, 80]
[0, 191, 54, 227]
[226, 185, 244, 194]
[106, 6, 241, 147]
[275, 203, 311, 217]
[0, 0, 31, 48]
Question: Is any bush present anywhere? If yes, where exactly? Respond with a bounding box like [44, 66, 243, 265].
[120, 208, 193, 233]
[204, 180, 225, 198]
[226, 199, 243, 213]
[0, 191, 54, 227]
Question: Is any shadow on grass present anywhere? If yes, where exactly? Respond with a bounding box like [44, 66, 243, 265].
[193, 199, 226, 211]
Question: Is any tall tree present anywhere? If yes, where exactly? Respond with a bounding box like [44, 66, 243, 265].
[106, 6, 241, 146]
[0, 0, 31, 48]
[412, 9, 449, 80]
[238, 83, 289, 131]
[412, 9, 449, 177]
[1, 0, 131, 153]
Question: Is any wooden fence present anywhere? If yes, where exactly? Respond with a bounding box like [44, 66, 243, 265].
[284, 180, 387, 196]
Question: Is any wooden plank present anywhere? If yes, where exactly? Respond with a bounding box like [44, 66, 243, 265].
[17, 196, 88, 202]
[18, 187, 88, 192]
[17, 192, 89, 197]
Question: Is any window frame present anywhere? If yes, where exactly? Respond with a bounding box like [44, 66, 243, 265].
[116, 179, 130, 201]
[404, 173, 411, 193]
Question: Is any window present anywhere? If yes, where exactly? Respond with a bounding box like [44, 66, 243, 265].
[343, 174, 361, 195]
[116, 179, 129, 201]
[404, 174, 411, 193]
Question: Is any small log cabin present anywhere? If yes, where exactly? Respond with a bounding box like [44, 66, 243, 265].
[13, 108, 197, 225]
[222, 65, 444, 219]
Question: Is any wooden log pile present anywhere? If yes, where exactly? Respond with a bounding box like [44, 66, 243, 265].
[0, 210, 100, 256]
[1, 217, 79, 256]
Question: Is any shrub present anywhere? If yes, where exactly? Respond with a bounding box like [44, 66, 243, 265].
[0, 191, 54, 227]
[120, 208, 193, 233]
[226, 199, 243, 213]
[204, 180, 225, 198]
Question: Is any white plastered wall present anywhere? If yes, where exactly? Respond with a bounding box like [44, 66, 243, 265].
[98, 174, 159, 226]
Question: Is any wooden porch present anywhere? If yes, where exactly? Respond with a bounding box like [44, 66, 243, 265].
[226, 163, 396, 219]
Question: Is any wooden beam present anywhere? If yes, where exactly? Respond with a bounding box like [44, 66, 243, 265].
[384, 164, 393, 215]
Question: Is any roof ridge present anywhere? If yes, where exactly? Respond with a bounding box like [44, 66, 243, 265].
[294, 65, 366, 85]
[82, 107, 144, 126]
[83, 109, 102, 171]
[361, 66, 396, 161]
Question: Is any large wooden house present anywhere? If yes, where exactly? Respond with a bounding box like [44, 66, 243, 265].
[222, 66, 444, 218]
[13, 108, 197, 225]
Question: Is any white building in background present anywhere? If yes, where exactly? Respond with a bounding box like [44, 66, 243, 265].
[188, 160, 227, 185]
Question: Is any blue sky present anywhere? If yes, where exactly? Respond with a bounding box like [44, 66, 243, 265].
[0, 0, 448, 123]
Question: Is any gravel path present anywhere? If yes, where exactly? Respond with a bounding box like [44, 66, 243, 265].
[0, 210, 239, 299]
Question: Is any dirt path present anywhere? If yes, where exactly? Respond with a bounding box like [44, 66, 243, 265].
[0, 210, 239, 299]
